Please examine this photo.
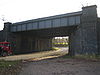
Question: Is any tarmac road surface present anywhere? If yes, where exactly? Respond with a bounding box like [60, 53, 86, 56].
[0, 47, 68, 61]
[19, 55, 100, 75]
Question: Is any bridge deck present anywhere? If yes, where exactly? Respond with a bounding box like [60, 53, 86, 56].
[11, 11, 82, 32]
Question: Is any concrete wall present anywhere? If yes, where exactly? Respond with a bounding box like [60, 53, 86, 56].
[69, 27, 82, 55]
[0, 22, 14, 42]
[13, 34, 52, 54]
[35, 38, 52, 51]
[69, 5, 98, 55]
[0, 30, 4, 42]
[97, 18, 100, 55]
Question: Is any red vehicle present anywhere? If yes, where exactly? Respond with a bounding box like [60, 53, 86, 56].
[0, 42, 13, 56]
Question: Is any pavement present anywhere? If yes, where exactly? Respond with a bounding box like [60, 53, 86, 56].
[0, 47, 68, 61]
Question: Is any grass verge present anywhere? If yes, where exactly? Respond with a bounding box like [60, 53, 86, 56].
[0, 60, 20, 68]
[0, 60, 22, 75]
[61, 54, 100, 61]
[52, 47, 60, 51]
[74, 55, 100, 59]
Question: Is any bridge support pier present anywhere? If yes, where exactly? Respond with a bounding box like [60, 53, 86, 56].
[69, 5, 98, 56]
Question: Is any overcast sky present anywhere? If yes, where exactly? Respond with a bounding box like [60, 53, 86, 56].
[0, 0, 100, 30]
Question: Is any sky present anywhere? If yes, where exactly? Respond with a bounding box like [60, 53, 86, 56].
[0, 0, 100, 30]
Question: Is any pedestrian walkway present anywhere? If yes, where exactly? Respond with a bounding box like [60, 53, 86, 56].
[0, 47, 68, 61]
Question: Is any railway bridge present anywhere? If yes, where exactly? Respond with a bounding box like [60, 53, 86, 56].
[1, 5, 100, 55]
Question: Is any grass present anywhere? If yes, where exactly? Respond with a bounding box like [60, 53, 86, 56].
[52, 47, 60, 51]
[0, 60, 21, 68]
[53, 42, 68, 45]
[74, 55, 100, 59]
[61, 55, 73, 58]
[61, 54, 100, 60]
[0, 60, 22, 75]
